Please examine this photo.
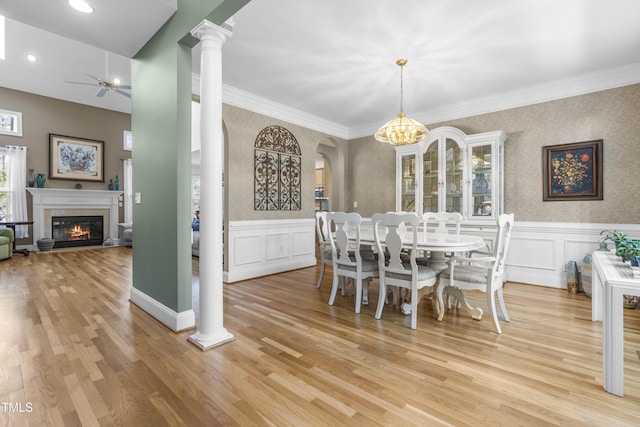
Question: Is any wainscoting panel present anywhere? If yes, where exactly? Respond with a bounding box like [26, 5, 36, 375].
[265, 233, 289, 261]
[233, 235, 263, 266]
[504, 221, 640, 289]
[292, 230, 314, 257]
[225, 218, 316, 283]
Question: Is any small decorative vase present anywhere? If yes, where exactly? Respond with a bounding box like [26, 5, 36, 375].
[108, 179, 114, 190]
[27, 169, 36, 187]
[566, 260, 578, 293]
[114, 175, 120, 191]
[35, 173, 46, 188]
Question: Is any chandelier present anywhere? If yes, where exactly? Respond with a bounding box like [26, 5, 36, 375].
[374, 59, 428, 146]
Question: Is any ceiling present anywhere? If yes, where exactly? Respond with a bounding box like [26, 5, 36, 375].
[2, 0, 640, 139]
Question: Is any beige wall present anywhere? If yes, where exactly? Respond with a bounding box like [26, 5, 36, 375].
[0, 87, 132, 243]
[222, 104, 348, 221]
[347, 83, 640, 223]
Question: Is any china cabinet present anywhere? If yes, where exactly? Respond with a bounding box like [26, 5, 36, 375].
[395, 126, 507, 221]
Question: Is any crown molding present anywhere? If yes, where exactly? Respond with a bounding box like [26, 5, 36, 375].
[193, 61, 640, 142]
[192, 74, 349, 139]
[350, 62, 640, 139]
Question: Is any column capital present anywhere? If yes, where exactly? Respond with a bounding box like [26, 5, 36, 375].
[191, 18, 234, 42]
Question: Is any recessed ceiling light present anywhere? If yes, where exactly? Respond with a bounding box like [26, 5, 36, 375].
[26, 54, 37, 62]
[68, 0, 94, 14]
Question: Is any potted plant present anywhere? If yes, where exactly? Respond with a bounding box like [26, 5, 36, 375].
[615, 237, 640, 266]
[599, 229, 626, 250]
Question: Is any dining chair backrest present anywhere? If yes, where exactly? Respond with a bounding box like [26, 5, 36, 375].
[327, 212, 362, 268]
[492, 213, 515, 281]
[423, 211, 462, 237]
[372, 212, 420, 274]
[315, 211, 330, 249]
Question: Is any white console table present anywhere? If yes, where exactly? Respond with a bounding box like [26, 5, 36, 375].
[591, 250, 640, 396]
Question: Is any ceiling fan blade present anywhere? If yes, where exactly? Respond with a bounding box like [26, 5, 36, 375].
[65, 81, 99, 86]
[86, 73, 102, 82]
[117, 85, 131, 90]
[115, 89, 131, 98]
[96, 88, 108, 97]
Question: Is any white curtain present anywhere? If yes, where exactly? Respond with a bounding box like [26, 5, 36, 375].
[123, 158, 133, 224]
[5, 145, 29, 238]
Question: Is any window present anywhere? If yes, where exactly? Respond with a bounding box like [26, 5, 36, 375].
[0, 149, 7, 221]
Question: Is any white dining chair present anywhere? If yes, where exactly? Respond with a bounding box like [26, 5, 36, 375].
[418, 211, 463, 268]
[437, 213, 514, 333]
[315, 211, 332, 288]
[327, 212, 378, 314]
[372, 212, 440, 329]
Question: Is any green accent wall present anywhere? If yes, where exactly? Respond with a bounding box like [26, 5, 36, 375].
[131, 0, 250, 313]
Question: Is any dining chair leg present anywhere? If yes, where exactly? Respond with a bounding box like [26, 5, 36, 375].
[375, 278, 386, 320]
[362, 279, 369, 306]
[487, 291, 502, 334]
[497, 287, 510, 322]
[328, 271, 340, 306]
[355, 274, 363, 314]
[410, 287, 418, 329]
[316, 262, 326, 288]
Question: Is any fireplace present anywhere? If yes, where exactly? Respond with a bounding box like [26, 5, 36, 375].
[52, 216, 104, 248]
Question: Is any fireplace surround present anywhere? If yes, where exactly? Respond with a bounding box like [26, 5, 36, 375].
[27, 188, 122, 250]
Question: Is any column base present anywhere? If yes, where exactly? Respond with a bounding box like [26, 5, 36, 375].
[187, 329, 234, 351]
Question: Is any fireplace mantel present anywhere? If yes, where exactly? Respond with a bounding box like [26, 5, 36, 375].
[27, 188, 122, 249]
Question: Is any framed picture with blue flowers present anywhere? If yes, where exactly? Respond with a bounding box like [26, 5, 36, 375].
[542, 139, 603, 201]
[49, 134, 105, 182]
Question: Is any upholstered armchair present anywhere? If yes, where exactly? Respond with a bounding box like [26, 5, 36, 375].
[0, 228, 15, 260]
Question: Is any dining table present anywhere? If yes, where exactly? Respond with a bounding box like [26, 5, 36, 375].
[356, 226, 487, 319]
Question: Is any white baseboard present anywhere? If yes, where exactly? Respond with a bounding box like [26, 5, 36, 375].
[224, 255, 316, 283]
[129, 286, 195, 332]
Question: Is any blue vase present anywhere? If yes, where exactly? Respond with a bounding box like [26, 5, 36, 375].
[35, 173, 46, 188]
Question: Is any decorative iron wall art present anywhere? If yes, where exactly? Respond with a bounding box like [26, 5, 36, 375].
[254, 125, 302, 210]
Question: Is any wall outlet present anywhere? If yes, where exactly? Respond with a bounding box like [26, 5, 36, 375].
[134, 192, 141, 204]
[353, 201, 357, 208]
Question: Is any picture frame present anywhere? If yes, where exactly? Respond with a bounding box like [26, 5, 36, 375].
[123, 130, 132, 151]
[542, 139, 603, 201]
[0, 108, 23, 137]
[49, 134, 105, 182]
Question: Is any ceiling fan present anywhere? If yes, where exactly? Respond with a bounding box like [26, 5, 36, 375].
[65, 74, 131, 98]
[64, 51, 131, 98]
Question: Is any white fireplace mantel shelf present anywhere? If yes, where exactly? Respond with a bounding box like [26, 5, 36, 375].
[27, 188, 122, 249]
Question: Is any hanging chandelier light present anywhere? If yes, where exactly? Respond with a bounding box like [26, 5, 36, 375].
[374, 59, 428, 146]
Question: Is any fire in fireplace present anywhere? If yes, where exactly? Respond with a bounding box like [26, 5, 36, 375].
[51, 216, 104, 248]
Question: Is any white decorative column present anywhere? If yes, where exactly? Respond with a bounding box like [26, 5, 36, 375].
[188, 19, 234, 350]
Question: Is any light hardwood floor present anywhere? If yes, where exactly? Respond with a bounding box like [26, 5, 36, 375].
[1, 247, 639, 426]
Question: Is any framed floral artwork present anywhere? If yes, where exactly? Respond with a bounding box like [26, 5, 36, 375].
[542, 139, 603, 201]
[49, 134, 105, 182]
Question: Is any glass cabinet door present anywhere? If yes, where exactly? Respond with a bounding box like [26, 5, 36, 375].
[400, 153, 417, 212]
[470, 144, 493, 217]
[444, 138, 463, 214]
[422, 140, 439, 214]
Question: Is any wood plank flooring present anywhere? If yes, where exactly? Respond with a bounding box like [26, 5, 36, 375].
[1, 247, 639, 426]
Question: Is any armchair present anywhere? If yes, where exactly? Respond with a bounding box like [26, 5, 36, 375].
[0, 228, 15, 260]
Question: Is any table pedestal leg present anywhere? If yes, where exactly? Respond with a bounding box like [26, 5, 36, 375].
[441, 285, 483, 321]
